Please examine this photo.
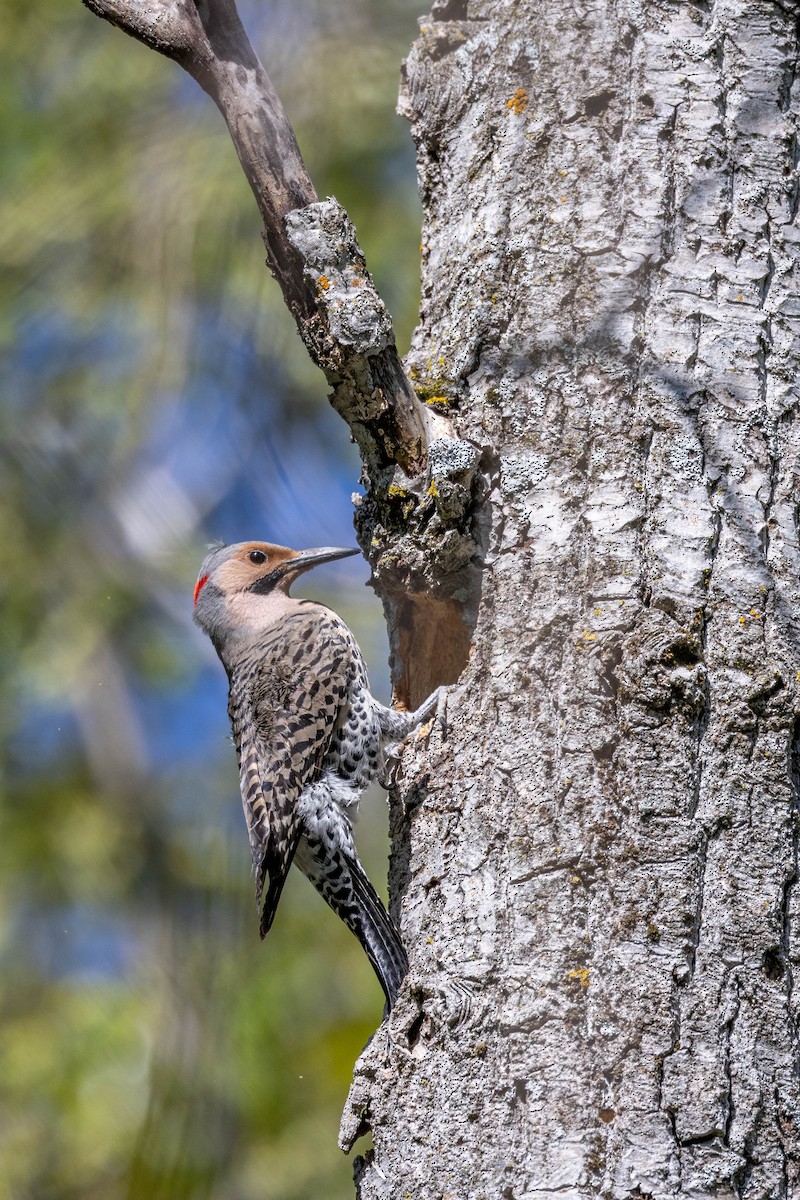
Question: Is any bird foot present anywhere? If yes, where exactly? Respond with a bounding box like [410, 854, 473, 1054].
[379, 749, 403, 789]
[411, 684, 449, 739]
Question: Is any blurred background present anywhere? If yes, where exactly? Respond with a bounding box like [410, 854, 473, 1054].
[0, 1, 425, 1196]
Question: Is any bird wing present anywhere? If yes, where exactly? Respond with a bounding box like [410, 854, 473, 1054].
[228, 609, 353, 936]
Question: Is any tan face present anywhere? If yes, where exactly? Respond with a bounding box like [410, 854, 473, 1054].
[193, 540, 299, 610]
[194, 540, 359, 617]
[213, 542, 299, 595]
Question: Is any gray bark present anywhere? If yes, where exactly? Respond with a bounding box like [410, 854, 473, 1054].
[340, 2, 800, 1198]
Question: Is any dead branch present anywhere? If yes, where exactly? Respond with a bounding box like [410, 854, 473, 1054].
[82, 0, 429, 478]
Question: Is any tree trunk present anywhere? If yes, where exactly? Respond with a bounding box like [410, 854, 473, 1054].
[341, 3, 800, 1197]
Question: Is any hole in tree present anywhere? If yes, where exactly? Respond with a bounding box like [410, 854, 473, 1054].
[406, 1009, 426, 1048]
[762, 947, 784, 981]
[391, 592, 475, 710]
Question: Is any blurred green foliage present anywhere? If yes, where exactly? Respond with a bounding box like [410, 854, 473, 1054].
[0, 1, 423, 1196]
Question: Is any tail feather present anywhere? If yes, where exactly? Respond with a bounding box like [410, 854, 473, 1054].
[257, 834, 301, 939]
[296, 837, 408, 1008]
[346, 858, 409, 1008]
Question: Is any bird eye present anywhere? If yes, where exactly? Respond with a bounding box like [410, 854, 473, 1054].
[248, 549, 267, 565]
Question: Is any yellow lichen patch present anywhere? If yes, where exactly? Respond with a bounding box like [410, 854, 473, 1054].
[568, 967, 591, 989]
[388, 484, 408, 499]
[580, 630, 597, 642]
[427, 481, 439, 498]
[569, 875, 581, 885]
[412, 379, 451, 406]
[506, 87, 528, 115]
[749, 609, 762, 620]
[317, 275, 331, 291]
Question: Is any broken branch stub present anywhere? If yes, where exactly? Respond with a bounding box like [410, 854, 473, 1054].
[285, 201, 427, 478]
[81, 0, 428, 478]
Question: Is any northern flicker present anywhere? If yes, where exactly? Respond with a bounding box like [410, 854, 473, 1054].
[193, 539, 442, 1008]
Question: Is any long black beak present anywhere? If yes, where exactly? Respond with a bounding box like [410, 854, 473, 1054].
[287, 546, 360, 574]
[249, 545, 359, 594]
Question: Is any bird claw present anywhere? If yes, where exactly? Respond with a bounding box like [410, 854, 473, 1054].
[380, 750, 403, 789]
[413, 684, 449, 740]
[435, 685, 448, 738]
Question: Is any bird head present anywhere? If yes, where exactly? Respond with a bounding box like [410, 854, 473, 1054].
[193, 540, 358, 651]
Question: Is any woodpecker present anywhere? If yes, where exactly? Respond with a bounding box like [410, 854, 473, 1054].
[193, 539, 442, 1008]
